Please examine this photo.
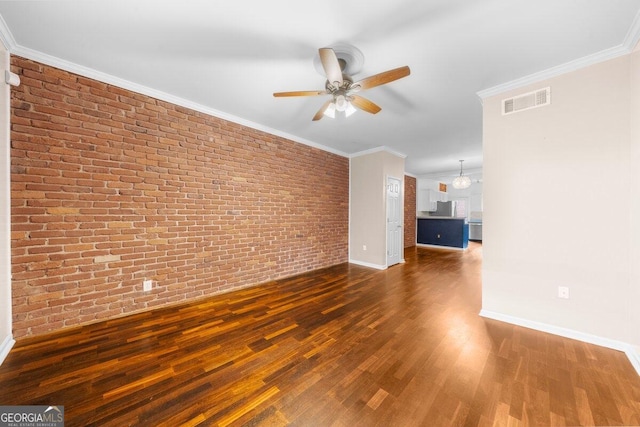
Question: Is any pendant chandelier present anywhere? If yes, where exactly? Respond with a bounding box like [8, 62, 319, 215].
[452, 160, 472, 189]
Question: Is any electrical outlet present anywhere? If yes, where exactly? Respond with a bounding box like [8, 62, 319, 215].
[143, 280, 153, 292]
[363, 245, 367, 251]
[558, 286, 569, 299]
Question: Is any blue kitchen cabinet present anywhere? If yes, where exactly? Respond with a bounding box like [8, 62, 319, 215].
[417, 218, 469, 249]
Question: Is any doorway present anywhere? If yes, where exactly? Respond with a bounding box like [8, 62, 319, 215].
[386, 176, 402, 267]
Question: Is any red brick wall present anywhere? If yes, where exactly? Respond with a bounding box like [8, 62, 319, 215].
[10, 57, 349, 338]
[404, 175, 416, 247]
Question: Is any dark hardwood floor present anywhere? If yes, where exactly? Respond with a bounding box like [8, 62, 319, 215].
[1, 243, 640, 426]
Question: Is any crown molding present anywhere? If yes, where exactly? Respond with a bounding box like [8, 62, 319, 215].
[477, 45, 629, 99]
[623, 8, 640, 50]
[0, 13, 16, 51]
[0, 27, 349, 159]
[478, 9, 640, 99]
[350, 146, 407, 159]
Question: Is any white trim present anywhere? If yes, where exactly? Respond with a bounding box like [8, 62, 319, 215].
[6, 43, 349, 159]
[623, 9, 640, 51]
[0, 38, 11, 367]
[0, 14, 16, 51]
[348, 157, 352, 265]
[416, 243, 466, 251]
[478, 10, 640, 99]
[0, 334, 15, 366]
[477, 46, 629, 99]
[348, 258, 387, 270]
[350, 146, 407, 159]
[479, 309, 640, 377]
[628, 350, 640, 377]
[386, 175, 403, 268]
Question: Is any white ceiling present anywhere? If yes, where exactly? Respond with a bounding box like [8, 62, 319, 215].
[0, 0, 639, 178]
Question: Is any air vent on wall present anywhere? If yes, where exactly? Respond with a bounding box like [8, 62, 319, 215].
[502, 87, 550, 115]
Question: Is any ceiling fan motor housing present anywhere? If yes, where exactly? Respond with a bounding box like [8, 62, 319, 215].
[326, 75, 353, 93]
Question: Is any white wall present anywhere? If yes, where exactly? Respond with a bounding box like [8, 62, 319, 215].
[630, 43, 640, 357]
[482, 47, 640, 370]
[349, 149, 404, 269]
[0, 41, 14, 364]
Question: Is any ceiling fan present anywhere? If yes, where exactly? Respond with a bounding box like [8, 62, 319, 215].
[273, 47, 411, 121]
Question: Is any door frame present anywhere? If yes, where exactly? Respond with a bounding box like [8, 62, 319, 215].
[386, 175, 403, 267]
[0, 40, 14, 365]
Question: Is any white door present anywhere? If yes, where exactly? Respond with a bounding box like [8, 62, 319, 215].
[386, 177, 402, 267]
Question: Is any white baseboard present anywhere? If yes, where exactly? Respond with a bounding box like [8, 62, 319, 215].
[627, 347, 640, 376]
[348, 259, 387, 270]
[0, 334, 15, 366]
[479, 309, 640, 377]
[416, 243, 466, 251]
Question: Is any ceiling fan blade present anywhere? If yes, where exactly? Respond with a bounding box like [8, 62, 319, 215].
[312, 100, 333, 121]
[319, 48, 343, 87]
[350, 95, 382, 114]
[273, 90, 326, 97]
[352, 66, 411, 91]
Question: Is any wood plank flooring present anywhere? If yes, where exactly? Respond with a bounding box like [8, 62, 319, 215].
[1, 243, 640, 426]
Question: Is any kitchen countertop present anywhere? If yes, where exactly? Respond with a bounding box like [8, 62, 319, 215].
[417, 216, 467, 221]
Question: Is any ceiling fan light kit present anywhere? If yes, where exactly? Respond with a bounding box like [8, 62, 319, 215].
[323, 96, 357, 119]
[344, 102, 357, 117]
[324, 102, 336, 119]
[274, 46, 410, 121]
[334, 94, 348, 111]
